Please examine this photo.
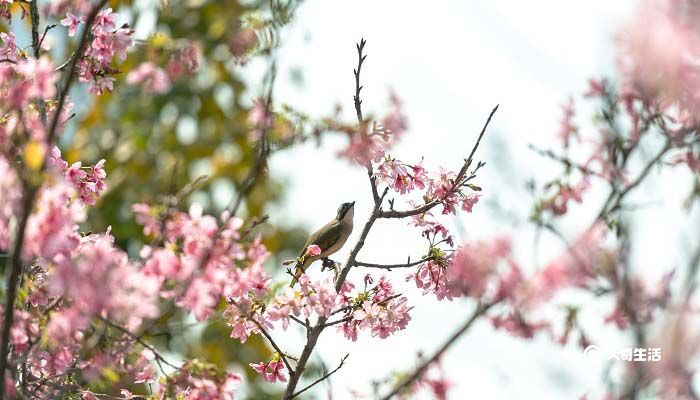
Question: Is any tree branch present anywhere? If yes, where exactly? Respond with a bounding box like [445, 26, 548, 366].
[282, 43, 497, 399]
[528, 144, 606, 179]
[0, 3, 108, 397]
[353, 38, 367, 124]
[379, 105, 498, 219]
[600, 140, 671, 219]
[354, 256, 433, 270]
[351, 39, 381, 206]
[231, 301, 295, 374]
[290, 354, 349, 399]
[283, 130, 385, 400]
[97, 317, 181, 373]
[379, 302, 494, 400]
[45, 0, 108, 152]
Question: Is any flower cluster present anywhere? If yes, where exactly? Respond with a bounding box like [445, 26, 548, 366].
[126, 62, 172, 94]
[250, 355, 287, 383]
[127, 41, 201, 94]
[152, 360, 242, 400]
[66, 8, 134, 95]
[50, 147, 107, 205]
[1, 33, 63, 145]
[133, 202, 271, 322]
[338, 92, 408, 165]
[376, 157, 428, 195]
[167, 41, 201, 79]
[337, 276, 413, 341]
[271, 275, 338, 320]
[616, 0, 700, 127]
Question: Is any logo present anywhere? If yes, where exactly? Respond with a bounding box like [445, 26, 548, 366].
[583, 345, 661, 362]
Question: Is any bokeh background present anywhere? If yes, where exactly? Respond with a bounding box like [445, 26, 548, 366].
[16, 0, 700, 398]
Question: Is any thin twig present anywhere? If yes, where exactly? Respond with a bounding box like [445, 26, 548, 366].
[354, 257, 433, 270]
[97, 317, 181, 372]
[329, 293, 402, 318]
[353, 38, 367, 124]
[379, 302, 494, 400]
[600, 140, 671, 219]
[230, 301, 294, 374]
[379, 105, 498, 219]
[528, 144, 606, 179]
[289, 315, 309, 330]
[45, 0, 109, 151]
[290, 354, 349, 399]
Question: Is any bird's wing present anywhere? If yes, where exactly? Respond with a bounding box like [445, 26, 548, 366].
[291, 221, 344, 287]
[300, 220, 343, 256]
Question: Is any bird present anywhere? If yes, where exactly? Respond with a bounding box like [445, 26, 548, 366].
[289, 201, 355, 287]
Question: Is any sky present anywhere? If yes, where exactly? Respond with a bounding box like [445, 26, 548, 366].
[244, 0, 699, 398]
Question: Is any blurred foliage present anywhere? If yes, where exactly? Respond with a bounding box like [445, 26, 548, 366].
[59, 0, 313, 397]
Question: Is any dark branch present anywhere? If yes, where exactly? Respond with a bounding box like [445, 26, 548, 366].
[0, 3, 108, 397]
[97, 316, 181, 373]
[379, 302, 494, 400]
[290, 354, 349, 399]
[528, 144, 606, 179]
[231, 301, 295, 374]
[45, 0, 109, 151]
[353, 38, 367, 124]
[379, 104, 498, 219]
[354, 256, 433, 270]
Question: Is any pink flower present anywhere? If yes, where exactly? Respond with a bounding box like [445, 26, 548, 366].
[336, 278, 413, 340]
[132, 203, 160, 236]
[142, 247, 183, 281]
[48, 146, 68, 172]
[584, 78, 608, 98]
[446, 237, 512, 299]
[93, 8, 117, 33]
[512, 225, 615, 310]
[616, 0, 700, 127]
[224, 297, 267, 343]
[61, 12, 84, 36]
[557, 97, 579, 149]
[490, 312, 551, 339]
[65, 162, 86, 185]
[167, 41, 200, 79]
[409, 259, 460, 301]
[126, 62, 172, 94]
[381, 90, 408, 139]
[338, 121, 391, 165]
[250, 359, 287, 383]
[14, 56, 57, 100]
[377, 158, 428, 194]
[88, 76, 115, 95]
[306, 244, 322, 257]
[461, 193, 480, 212]
[23, 185, 82, 262]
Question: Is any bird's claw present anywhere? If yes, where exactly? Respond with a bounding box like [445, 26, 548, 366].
[321, 257, 337, 271]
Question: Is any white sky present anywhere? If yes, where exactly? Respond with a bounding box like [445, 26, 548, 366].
[251, 0, 700, 399]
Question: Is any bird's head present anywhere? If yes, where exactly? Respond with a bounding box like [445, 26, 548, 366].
[336, 201, 355, 221]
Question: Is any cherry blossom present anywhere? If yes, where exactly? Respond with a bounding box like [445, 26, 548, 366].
[61, 12, 84, 37]
[250, 357, 288, 383]
[126, 62, 172, 94]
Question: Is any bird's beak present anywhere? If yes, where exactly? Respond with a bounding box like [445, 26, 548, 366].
[350, 201, 355, 207]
